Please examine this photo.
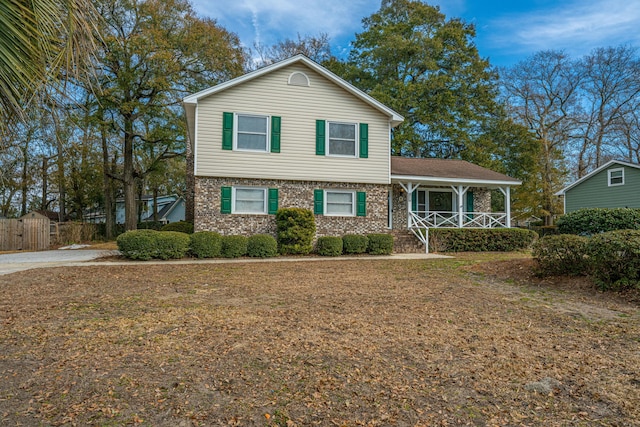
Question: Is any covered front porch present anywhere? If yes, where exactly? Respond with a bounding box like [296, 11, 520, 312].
[389, 157, 521, 252]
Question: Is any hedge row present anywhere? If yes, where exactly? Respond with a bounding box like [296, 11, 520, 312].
[429, 228, 538, 252]
[532, 231, 640, 290]
[557, 208, 640, 235]
[117, 230, 190, 260]
[316, 234, 394, 256]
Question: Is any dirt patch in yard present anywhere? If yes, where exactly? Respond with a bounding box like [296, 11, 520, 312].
[0, 254, 638, 426]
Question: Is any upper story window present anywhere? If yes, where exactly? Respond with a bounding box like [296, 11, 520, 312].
[222, 112, 281, 153]
[236, 114, 269, 152]
[315, 120, 368, 158]
[608, 168, 624, 186]
[328, 122, 357, 157]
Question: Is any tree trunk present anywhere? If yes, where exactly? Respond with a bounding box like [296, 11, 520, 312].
[152, 187, 158, 222]
[20, 142, 29, 216]
[123, 116, 137, 231]
[41, 157, 48, 210]
[100, 114, 115, 239]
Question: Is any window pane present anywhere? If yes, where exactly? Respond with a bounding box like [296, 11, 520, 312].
[327, 192, 353, 204]
[238, 116, 267, 133]
[326, 192, 354, 215]
[237, 133, 267, 150]
[329, 139, 356, 156]
[235, 189, 265, 213]
[329, 123, 355, 139]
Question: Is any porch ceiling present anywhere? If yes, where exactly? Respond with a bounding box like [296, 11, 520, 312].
[390, 157, 521, 188]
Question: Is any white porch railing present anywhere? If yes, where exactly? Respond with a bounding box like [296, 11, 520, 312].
[409, 211, 508, 229]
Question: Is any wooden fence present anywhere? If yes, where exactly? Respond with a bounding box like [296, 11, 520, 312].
[0, 218, 51, 251]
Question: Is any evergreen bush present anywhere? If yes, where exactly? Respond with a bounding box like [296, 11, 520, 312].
[221, 235, 248, 258]
[154, 231, 190, 259]
[531, 234, 589, 276]
[316, 236, 343, 256]
[557, 208, 640, 235]
[161, 221, 194, 234]
[342, 234, 369, 254]
[367, 233, 394, 255]
[247, 234, 278, 258]
[428, 228, 537, 252]
[586, 229, 640, 290]
[276, 208, 316, 255]
[189, 231, 222, 258]
[116, 229, 158, 260]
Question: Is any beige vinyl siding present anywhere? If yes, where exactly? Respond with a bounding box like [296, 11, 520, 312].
[565, 165, 640, 212]
[195, 64, 391, 184]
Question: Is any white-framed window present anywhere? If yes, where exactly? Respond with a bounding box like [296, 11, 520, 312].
[233, 187, 267, 214]
[235, 114, 269, 152]
[327, 121, 357, 157]
[608, 168, 624, 186]
[325, 190, 355, 216]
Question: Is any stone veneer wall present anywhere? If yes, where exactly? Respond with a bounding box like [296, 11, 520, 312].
[194, 177, 389, 237]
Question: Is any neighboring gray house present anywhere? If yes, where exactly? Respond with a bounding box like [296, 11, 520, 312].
[556, 160, 640, 213]
[84, 195, 185, 224]
[183, 55, 520, 251]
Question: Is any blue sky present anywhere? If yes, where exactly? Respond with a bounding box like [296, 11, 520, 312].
[191, 0, 640, 67]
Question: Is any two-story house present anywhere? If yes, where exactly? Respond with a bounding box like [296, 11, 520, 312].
[183, 55, 520, 250]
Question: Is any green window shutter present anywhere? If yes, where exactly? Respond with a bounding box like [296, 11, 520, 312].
[222, 112, 233, 150]
[314, 189, 324, 215]
[271, 116, 281, 153]
[466, 191, 474, 219]
[359, 123, 368, 158]
[356, 191, 366, 216]
[268, 188, 279, 214]
[315, 120, 325, 155]
[411, 190, 417, 212]
[221, 186, 232, 214]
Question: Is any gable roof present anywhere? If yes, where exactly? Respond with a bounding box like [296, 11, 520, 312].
[182, 54, 404, 127]
[143, 197, 184, 222]
[390, 157, 521, 186]
[555, 160, 640, 195]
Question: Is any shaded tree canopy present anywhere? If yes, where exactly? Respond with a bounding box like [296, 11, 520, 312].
[331, 0, 500, 159]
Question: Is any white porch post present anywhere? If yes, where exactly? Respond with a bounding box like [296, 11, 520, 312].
[451, 185, 468, 228]
[398, 182, 417, 228]
[499, 186, 512, 228]
[505, 186, 511, 227]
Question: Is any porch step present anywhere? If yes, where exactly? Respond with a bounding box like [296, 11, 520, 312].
[392, 230, 426, 254]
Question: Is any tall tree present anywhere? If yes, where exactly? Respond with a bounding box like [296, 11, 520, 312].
[254, 33, 332, 67]
[574, 46, 640, 176]
[94, 0, 246, 230]
[333, 0, 499, 158]
[500, 50, 581, 224]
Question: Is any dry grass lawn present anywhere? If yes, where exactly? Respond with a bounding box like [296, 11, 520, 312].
[0, 253, 639, 426]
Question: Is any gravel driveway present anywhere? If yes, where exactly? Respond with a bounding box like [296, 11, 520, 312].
[0, 250, 117, 275]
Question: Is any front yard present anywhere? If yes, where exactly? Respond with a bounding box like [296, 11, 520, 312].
[0, 254, 638, 426]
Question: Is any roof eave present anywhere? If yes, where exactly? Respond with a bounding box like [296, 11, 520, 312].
[391, 174, 521, 187]
[556, 159, 640, 194]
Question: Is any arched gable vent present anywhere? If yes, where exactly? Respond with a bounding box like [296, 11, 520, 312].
[288, 71, 310, 87]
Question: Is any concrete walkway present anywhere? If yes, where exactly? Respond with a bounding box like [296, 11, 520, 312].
[0, 250, 449, 276]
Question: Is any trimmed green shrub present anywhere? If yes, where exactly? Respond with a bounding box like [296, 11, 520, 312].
[586, 229, 640, 290]
[428, 228, 538, 252]
[247, 234, 278, 258]
[116, 229, 158, 260]
[161, 221, 194, 234]
[557, 208, 640, 235]
[316, 236, 343, 256]
[189, 231, 222, 258]
[154, 231, 190, 259]
[276, 208, 316, 255]
[221, 235, 248, 258]
[342, 234, 369, 254]
[116, 230, 190, 260]
[532, 234, 589, 276]
[367, 233, 394, 255]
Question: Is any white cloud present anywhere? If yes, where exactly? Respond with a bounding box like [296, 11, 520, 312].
[191, 0, 378, 51]
[488, 0, 640, 57]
